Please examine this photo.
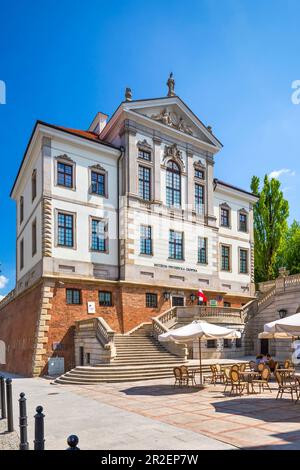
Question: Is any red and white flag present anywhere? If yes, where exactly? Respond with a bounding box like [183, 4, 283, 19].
[197, 288, 208, 303]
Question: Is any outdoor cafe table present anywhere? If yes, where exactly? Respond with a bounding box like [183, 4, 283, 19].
[239, 370, 258, 394]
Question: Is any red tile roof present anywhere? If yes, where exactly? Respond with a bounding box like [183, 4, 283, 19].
[57, 126, 102, 141]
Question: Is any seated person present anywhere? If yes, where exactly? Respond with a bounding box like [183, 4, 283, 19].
[266, 353, 276, 371]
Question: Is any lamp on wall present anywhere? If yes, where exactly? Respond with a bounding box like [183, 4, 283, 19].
[278, 309, 287, 319]
[190, 293, 197, 302]
[163, 291, 171, 301]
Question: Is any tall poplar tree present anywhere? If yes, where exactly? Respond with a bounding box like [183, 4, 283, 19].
[251, 175, 289, 282]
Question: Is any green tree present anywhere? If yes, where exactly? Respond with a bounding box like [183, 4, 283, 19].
[251, 174, 289, 282]
[277, 220, 300, 274]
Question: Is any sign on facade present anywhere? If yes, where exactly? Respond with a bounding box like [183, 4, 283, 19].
[87, 301, 96, 314]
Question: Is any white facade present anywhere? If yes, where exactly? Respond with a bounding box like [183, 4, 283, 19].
[11, 88, 258, 302]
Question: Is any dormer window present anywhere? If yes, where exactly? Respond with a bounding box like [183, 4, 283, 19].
[195, 169, 205, 180]
[138, 149, 151, 161]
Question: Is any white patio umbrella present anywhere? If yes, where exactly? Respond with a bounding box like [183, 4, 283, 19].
[159, 320, 241, 386]
[258, 312, 300, 339]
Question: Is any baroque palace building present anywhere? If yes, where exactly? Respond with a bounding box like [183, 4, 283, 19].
[0, 75, 258, 377]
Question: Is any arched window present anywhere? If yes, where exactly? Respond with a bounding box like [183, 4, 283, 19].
[166, 160, 181, 207]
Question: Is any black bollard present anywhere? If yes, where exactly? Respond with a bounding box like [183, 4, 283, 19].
[5, 378, 13, 432]
[66, 435, 80, 450]
[34, 406, 45, 450]
[0, 376, 6, 419]
[19, 393, 29, 450]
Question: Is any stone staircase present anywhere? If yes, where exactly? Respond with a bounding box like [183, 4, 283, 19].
[55, 324, 187, 384]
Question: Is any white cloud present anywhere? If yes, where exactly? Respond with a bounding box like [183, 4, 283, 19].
[0, 295, 5, 301]
[0, 275, 8, 289]
[269, 169, 295, 179]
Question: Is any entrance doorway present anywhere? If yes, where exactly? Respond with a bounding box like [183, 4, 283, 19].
[79, 346, 84, 366]
[260, 339, 269, 355]
[172, 296, 184, 307]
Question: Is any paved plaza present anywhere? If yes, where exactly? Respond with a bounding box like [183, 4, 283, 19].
[1, 371, 300, 450]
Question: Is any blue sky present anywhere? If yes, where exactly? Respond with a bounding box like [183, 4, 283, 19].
[1, 0, 300, 296]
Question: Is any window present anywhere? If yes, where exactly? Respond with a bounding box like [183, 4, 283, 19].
[221, 245, 231, 271]
[32, 219, 37, 256]
[140, 225, 152, 255]
[239, 212, 248, 232]
[169, 230, 183, 260]
[32, 170, 37, 202]
[20, 239, 24, 270]
[20, 196, 24, 224]
[166, 160, 181, 207]
[57, 212, 74, 247]
[207, 340, 216, 348]
[224, 339, 232, 348]
[220, 206, 230, 227]
[195, 184, 204, 215]
[138, 149, 151, 161]
[138, 166, 151, 201]
[91, 171, 105, 196]
[239, 249, 248, 274]
[198, 237, 207, 264]
[195, 169, 204, 179]
[224, 301, 231, 308]
[91, 219, 106, 252]
[57, 162, 73, 188]
[236, 338, 242, 348]
[99, 291, 112, 306]
[146, 293, 158, 308]
[66, 288, 81, 305]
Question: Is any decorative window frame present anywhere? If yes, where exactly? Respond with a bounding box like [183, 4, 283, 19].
[89, 216, 109, 254]
[137, 139, 152, 162]
[168, 229, 185, 261]
[219, 202, 231, 229]
[193, 160, 206, 181]
[238, 246, 249, 274]
[220, 243, 232, 272]
[54, 154, 76, 190]
[98, 290, 113, 307]
[54, 208, 77, 250]
[161, 144, 186, 175]
[194, 182, 205, 216]
[238, 208, 249, 233]
[138, 164, 152, 202]
[89, 164, 108, 198]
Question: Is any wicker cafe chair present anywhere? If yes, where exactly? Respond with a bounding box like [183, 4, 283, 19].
[284, 359, 292, 369]
[240, 363, 247, 372]
[210, 364, 224, 385]
[231, 364, 240, 372]
[223, 368, 232, 393]
[275, 370, 299, 401]
[229, 369, 248, 396]
[252, 366, 272, 393]
[173, 367, 184, 387]
[180, 365, 196, 386]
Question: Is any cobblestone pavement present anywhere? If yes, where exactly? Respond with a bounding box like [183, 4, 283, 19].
[0, 419, 19, 450]
[68, 377, 300, 450]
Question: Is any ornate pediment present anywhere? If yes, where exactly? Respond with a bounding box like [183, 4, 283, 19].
[89, 163, 106, 173]
[137, 139, 152, 151]
[193, 159, 206, 169]
[55, 153, 74, 163]
[151, 109, 193, 136]
[162, 144, 185, 169]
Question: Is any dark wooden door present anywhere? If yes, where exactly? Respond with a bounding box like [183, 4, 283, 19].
[172, 296, 184, 307]
[79, 346, 84, 366]
[260, 339, 269, 355]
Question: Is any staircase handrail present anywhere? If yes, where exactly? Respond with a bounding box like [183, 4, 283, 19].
[76, 317, 115, 351]
[154, 307, 177, 326]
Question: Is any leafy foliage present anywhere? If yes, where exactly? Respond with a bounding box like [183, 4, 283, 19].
[251, 174, 289, 282]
